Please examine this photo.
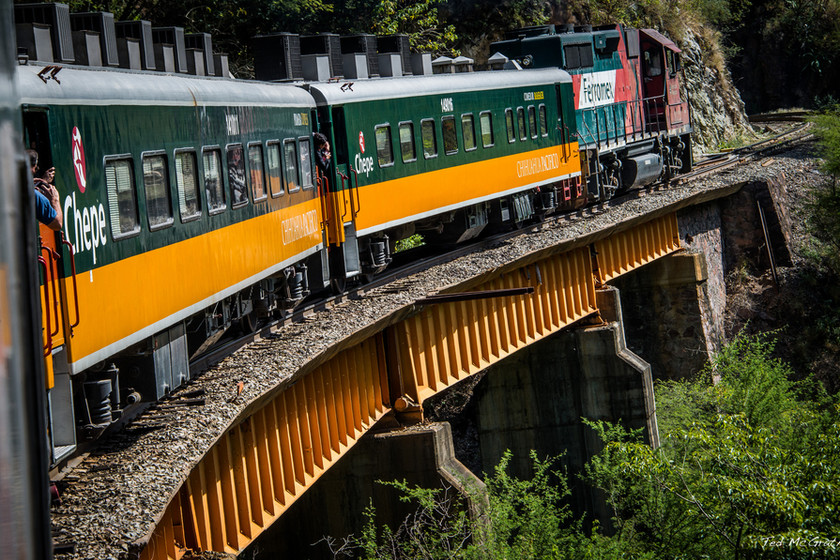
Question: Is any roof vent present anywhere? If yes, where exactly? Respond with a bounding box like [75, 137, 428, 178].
[253, 33, 302, 81]
[15, 22, 54, 62]
[452, 55, 474, 72]
[69, 12, 118, 66]
[377, 34, 411, 75]
[301, 33, 342, 78]
[115, 20, 155, 70]
[341, 34, 378, 77]
[71, 29, 102, 66]
[116, 36, 141, 70]
[185, 33, 215, 76]
[302, 53, 330, 81]
[432, 55, 453, 74]
[14, 2, 74, 63]
[378, 52, 402, 77]
[488, 52, 509, 70]
[213, 53, 230, 77]
[411, 53, 432, 75]
[152, 26, 188, 73]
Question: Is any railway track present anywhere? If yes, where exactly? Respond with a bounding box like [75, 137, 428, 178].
[184, 119, 816, 384]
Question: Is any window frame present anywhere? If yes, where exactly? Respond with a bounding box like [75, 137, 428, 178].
[505, 108, 516, 144]
[398, 121, 417, 163]
[528, 105, 538, 139]
[517, 107, 528, 141]
[173, 148, 201, 223]
[226, 143, 248, 209]
[298, 136, 314, 190]
[202, 146, 227, 216]
[461, 113, 477, 152]
[104, 154, 141, 240]
[479, 111, 495, 148]
[421, 118, 438, 159]
[141, 150, 175, 232]
[441, 115, 458, 155]
[266, 140, 285, 198]
[538, 104, 549, 137]
[283, 138, 301, 193]
[375, 124, 395, 168]
[247, 141, 268, 203]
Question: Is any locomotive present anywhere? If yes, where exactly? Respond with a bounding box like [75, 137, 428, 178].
[491, 24, 693, 200]
[11, 6, 690, 467]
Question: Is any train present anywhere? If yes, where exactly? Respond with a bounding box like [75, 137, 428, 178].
[10, 6, 691, 467]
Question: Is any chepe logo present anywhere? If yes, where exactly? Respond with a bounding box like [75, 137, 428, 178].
[71, 126, 87, 193]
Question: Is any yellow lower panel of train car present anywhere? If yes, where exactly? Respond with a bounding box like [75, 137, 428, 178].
[350, 144, 580, 234]
[65, 199, 324, 372]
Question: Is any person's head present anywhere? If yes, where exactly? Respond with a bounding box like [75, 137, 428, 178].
[313, 132, 330, 159]
[26, 149, 38, 174]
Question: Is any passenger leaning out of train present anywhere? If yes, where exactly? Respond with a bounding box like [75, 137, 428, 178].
[314, 132, 331, 176]
[27, 149, 63, 231]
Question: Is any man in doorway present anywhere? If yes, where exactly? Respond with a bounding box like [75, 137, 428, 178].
[27, 149, 62, 231]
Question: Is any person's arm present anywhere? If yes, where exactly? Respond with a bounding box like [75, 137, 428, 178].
[36, 181, 63, 231]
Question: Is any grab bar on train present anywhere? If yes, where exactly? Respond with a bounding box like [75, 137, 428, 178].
[337, 171, 350, 220]
[38, 256, 52, 357]
[40, 244, 60, 339]
[349, 167, 361, 217]
[61, 235, 80, 332]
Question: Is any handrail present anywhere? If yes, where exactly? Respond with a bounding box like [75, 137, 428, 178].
[349, 166, 361, 217]
[61, 234, 80, 331]
[40, 244, 60, 338]
[38, 256, 52, 357]
[337, 171, 349, 220]
[317, 174, 330, 230]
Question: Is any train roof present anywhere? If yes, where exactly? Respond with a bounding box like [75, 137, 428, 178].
[17, 63, 315, 108]
[305, 67, 572, 105]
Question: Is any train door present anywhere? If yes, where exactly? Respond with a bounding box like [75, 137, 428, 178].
[23, 107, 77, 465]
[641, 42, 666, 131]
[324, 106, 361, 289]
[663, 47, 687, 128]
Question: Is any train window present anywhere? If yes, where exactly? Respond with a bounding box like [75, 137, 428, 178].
[284, 140, 300, 192]
[539, 105, 548, 137]
[142, 153, 174, 230]
[563, 43, 593, 70]
[227, 144, 248, 208]
[480, 112, 494, 148]
[517, 107, 527, 141]
[399, 122, 416, 163]
[248, 143, 267, 202]
[462, 114, 476, 151]
[104, 157, 140, 239]
[442, 116, 458, 155]
[421, 119, 437, 159]
[203, 148, 226, 214]
[299, 138, 314, 189]
[266, 141, 284, 197]
[505, 109, 515, 143]
[174, 150, 201, 222]
[375, 125, 394, 167]
[528, 106, 538, 139]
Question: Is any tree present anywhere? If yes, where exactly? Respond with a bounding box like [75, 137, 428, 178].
[372, 0, 459, 56]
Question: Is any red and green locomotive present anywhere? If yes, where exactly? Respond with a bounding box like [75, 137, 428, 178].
[492, 24, 692, 200]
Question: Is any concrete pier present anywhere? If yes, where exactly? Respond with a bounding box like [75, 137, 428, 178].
[244, 422, 483, 559]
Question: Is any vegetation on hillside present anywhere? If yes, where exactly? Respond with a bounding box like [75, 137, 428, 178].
[330, 333, 840, 560]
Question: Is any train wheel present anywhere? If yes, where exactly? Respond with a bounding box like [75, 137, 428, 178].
[238, 311, 258, 334]
[330, 276, 347, 294]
